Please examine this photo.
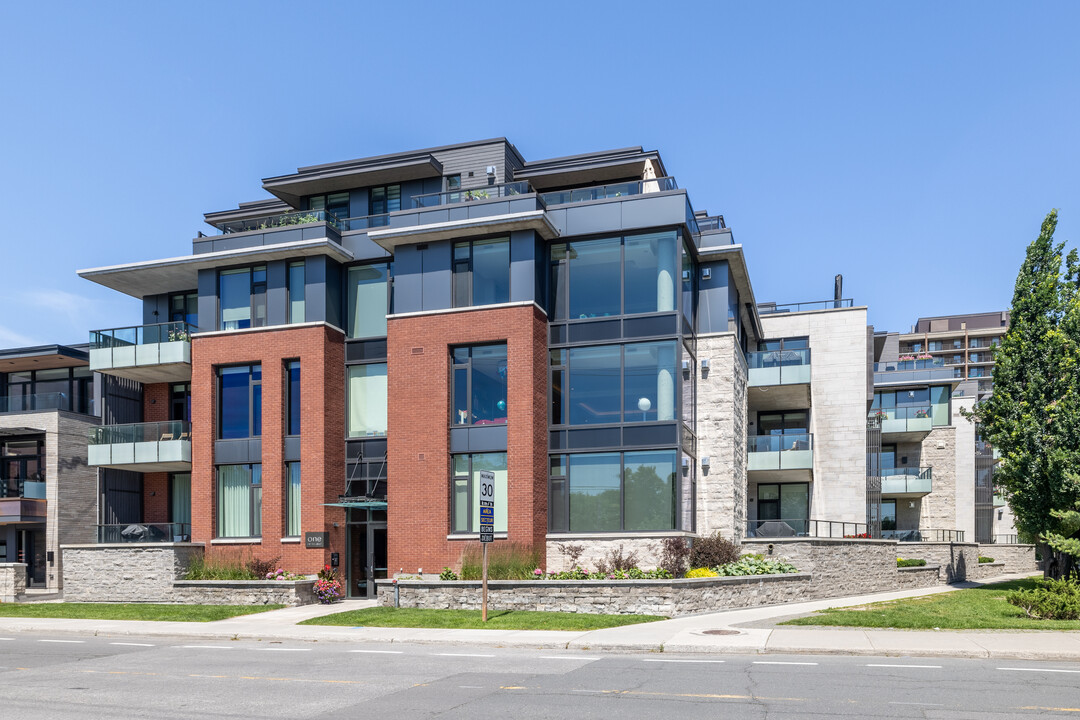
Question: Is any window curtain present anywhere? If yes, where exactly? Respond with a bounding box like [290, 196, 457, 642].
[171, 474, 191, 529]
[348, 364, 388, 436]
[286, 463, 301, 537]
[219, 465, 252, 538]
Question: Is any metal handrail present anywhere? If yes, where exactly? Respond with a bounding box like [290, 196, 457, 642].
[89, 420, 191, 446]
[97, 523, 191, 543]
[748, 433, 813, 453]
[758, 299, 854, 314]
[0, 392, 74, 413]
[412, 180, 533, 208]
[745, 518, 868, 538]
[540, 176, 678, 206]
[218, 209, 342, 235]
[90, 322, 195, 349]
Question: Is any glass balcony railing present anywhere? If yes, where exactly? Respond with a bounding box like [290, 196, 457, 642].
[747, 433, 813, 471]
[0, 477, 46, 499]
[90, 322, 194, 349]
[758, 299, 854, 314]
[747, 348, 811, 386]
[745, 518, 868, 538]
[885, 529, 966, 542]
[88, 421, 191, 470]
[0, 392, 77, 414]
[341, 214, 392, 231]
[412, 181, 533, 208]
[873, 357, 955, 384]
[540, 176, 678, 206]
[97, 522, 191, 543]
[881, 467, 933, 495]
[90, 420, 190, 446]
[696, 215, 726, 231]
[870, 406, 933, 435]
[217, 209, 342, 235]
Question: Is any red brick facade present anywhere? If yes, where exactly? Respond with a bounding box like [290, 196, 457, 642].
[190, 324, 345, 572]
[386, 304, 549, 573]
[142, 382, 171, 524]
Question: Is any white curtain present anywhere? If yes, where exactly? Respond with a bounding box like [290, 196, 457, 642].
[219, 465, 257, 538]
[348, 364, 388, 437]
[171, 474, 191, 527]
[287, 463, 301, 537]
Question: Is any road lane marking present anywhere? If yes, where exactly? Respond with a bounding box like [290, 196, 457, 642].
[889, 701, 945, 707]
[459, 685, 484, 688]
[348, 649, 402, 654]
[867, 663, 942, 669]
[179, 645, 233, 649]
[753, 661, 817, 666]
[643, 658, 725, 664]
[260, 648, 311, 652]
[1020, 707, 1080, 713]
[38, 639, 85, 644]
[540, 656, 601, 661]
[999, 667, 1080, 674]
[110, 642, 155, 647]
[0, 638, 13, 641]
[433, 653, 495, 658]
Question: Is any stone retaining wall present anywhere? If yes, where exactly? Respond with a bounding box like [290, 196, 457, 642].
[898, 542, 979, 582]
[61, 544, 316, 606]
[378, 573, 814, 616]
[978, 544, 1037, 574]
[1, 563, 27, 602]
[896, 565, 942, 589]
[742, 538, 899, 598]
[969, 560, 1007, 581]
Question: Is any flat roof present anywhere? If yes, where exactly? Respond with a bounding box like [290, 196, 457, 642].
[0, 344, 89, 372]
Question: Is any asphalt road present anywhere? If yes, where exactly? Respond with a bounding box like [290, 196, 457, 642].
[1, 632, 1079, 719]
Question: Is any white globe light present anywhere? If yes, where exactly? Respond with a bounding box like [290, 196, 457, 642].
[637, 397, 652, 412]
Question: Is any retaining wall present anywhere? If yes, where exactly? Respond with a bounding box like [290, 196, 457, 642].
[978, 544, 1037, 574]
[896, 565, 942, 589]
[898, 542, 979, 582]
[0, 563, 27, 602]
[61, 544, 316, 606]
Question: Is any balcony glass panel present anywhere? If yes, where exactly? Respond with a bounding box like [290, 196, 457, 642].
[747, 348, 812, 386]
[747, 434, 813, 470]
[412, 181, 532, 208]
[540, 177, 678, 206]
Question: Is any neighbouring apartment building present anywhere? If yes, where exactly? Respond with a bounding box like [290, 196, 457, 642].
[72, 138, 1007, 597]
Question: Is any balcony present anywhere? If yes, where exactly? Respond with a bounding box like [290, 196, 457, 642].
[747, 433, 813, 481]
[873, 358, 955, 386]
[872, 406, 934, 442]
[216, 208, 341, 235]
[881, 467, 933, 496]
[745, 518, 867, 538]
[90, 322, 193, 384]
[0, 392, 83, 414]
[412, 181, 533, 208]
[88, 421, 191, 472]
[97, 522, 191, 543]
[0, 476, 46, 500]
[193, 209, 343, 254]
[758, 299, 854, 314]
[539, 176, 678, 206]
[746, 348, 811, 410]
[0, 497, 45, 523]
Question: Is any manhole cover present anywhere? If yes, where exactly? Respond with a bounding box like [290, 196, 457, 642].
[701, 629, 740, 636]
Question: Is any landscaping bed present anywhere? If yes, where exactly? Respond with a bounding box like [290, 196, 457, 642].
[300, 607, 664, 630]
[0, 603, 284, 622]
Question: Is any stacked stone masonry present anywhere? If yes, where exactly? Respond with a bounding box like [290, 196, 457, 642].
[0, 563, 27, 602]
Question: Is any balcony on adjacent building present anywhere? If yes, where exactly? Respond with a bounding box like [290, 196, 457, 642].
[872, 406, 934, 442]
[873, 357, 955, 386]
[89, 322, 193, 384]
[193, 209, 344, 254]
[97, 522, 191, 543]
[88, 421, 191, 472]
[881, 467, 933, 496]
[746, 348, 811, 409]
[758, 299, 855, 315]
[747, 433, 813, 480]
[1, 475, 46, 500]
[0, 392, 82, 414]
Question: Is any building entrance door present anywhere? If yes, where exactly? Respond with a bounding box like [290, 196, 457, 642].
[347, 511, 387, 598]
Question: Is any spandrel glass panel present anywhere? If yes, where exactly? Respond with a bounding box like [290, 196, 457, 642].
[288, 263, 306, 324]
[568, 346, 620, 425]
[569, 453, 620, 532]
[472, 238, 509, 306]
[624, 231, 677, 315]
[780, 484, 809, 520]
[347, 264, 389, 339]
[623, 450, 676, 531]
[219, 268, 251, 330]
[930, 385, 950, 426]
[568, 238, 620, 319]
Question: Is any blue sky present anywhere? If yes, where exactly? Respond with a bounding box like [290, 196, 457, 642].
[1, 2, 1077, 346]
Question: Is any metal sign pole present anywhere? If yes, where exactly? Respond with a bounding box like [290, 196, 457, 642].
[478, 469, 495, 623]
[482, 542, 489, 622]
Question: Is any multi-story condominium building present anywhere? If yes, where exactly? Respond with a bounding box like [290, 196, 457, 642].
[77, 138, 982, 597]
[0, 344, 122, 589]
[899, 311, 1009, 403]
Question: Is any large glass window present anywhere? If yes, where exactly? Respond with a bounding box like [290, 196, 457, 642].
[286, 462, 301, 537]
[450, 453, 507, 534]
[758, 410, 809, 435]
[169, 291, 198, 327]
[624, 231, 677, 315]
[570, 237, 620, 319]
[756, 483, 809, 522]
[930, 384, 950, 426]
[881, 499, 897, 531]
[452, 345, 508, 426]
[217, 464, 262, 538]
[170, 383, 191, 422]
[369, 185, 401, 215]
[286, 361, 300, 436]
[307, 192, 350, 220]
[347, 364, 388, 437]
[288, 262, 305, 324]
[452, 237, 509, 307]
[559, 342, 678, 426]
[219, 266, 266, 330]
[169, 473, 191, 529]
[347, 263, 390, 339]
[552, 450, 679, 532]
[218, 365, 261, 439]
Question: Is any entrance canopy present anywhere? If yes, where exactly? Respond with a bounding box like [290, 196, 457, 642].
[323, 500, 387, 510]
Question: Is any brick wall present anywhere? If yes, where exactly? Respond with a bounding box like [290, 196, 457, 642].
[190, 324, 345, 573]
[143, 383, 171, 523]
[386, 304, 548, 573]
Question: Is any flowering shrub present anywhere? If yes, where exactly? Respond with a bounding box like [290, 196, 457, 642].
[844, 533, 872, 538]
[439, 567, 459, 581]
[530, 566, 672, 580]
[265, 568, 304, 581]
[686, 567, 719, 578]
[897, 557, 927, 567]
[313, 565, 342, 604]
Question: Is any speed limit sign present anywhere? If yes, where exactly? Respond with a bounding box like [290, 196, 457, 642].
[479, 470, 495, 543]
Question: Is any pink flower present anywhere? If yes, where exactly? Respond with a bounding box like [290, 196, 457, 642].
[533, 568, 542, 576]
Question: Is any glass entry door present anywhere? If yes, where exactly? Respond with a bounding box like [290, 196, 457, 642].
[347, 511, 387, 598]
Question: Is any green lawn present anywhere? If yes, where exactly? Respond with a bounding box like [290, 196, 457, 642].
[0, 603, 285, 622]
[300, 607, 666, 631]
[781, 579, 1080, 630]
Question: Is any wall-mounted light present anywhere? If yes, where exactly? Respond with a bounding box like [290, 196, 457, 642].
[486, 165, 497, 175]
[681, 359, 691, 376]
[701, 267, 712, 280]
[701, 456, 711, 469]
[701, 358, 711, 370]
[681, 457, 690, 470]
[681, 270, 691, 280]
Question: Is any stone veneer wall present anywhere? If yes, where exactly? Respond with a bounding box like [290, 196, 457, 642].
[978, 544, 1037, 573]
[0, 563, 27, 602]
[545, 535, 688, 574]
[694, 333, 747, 540]
[896, 565, 942, 589]
[742, 538, 900, 597]
[919, 427, 958, 532]
[61, 544, 316, 606]
[898, 541, 980, 582]
[969, 560, 1007, 580]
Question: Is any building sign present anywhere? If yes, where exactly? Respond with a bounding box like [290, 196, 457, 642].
[479, 470, 495, 543]
[305, 532, 328, 549]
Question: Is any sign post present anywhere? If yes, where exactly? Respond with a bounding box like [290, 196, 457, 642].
[478, 470, 495, 622]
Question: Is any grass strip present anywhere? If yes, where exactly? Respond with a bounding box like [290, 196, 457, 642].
[781, 579, 1080, 630]
[300, 607, 665, 631]
[0, 603, 284, 622]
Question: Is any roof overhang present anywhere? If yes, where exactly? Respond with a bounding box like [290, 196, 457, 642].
[517, 148, 665, 190]
[204, 198, 293, 229]
[78, 239, 355, 299]
[366, 210, 559, 252]
[262, 154, 444, 207]
[0, 426, 46, 437]
[0, 345, 88, 372]
[697, 244, 763, 340]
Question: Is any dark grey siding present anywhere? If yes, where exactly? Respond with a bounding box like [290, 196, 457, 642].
[431, 141, 513, 188]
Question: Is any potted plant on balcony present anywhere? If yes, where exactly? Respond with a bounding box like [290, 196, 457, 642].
[898, 355, 915, 361]
[914, 409, 930, 419]
[873, 409, 889, 421]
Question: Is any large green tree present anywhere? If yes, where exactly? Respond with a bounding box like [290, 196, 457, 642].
[973, 210, 1080, 578]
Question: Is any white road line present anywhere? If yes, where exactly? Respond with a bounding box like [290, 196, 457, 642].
[540, 656, 602, 661]
[179, 645, 233, 650]
[433, 653, 496, 658]
[867, 663, 942, 669]
[753, 661, 818, 666]
[998, 667, 1080, 674]
[349, 649, 403, 654]
[642, 658, 726, 664]
[38, 639, 85, 644]
[110, 642, 155, 647]
[571, 689, 608, 693]
[0, 638, 13, 641]
[459, 685, 484, 689]
[889, 701, 945, 707]
[261, 647, 311, 652]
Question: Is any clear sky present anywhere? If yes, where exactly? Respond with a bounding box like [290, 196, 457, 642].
[1, 2, 1077, 346]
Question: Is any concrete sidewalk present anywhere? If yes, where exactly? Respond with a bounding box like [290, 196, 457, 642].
[1, 572, 1077, 661]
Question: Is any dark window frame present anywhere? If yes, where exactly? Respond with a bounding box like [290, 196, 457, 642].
[287, 261, 306, 324]
[450, 452, 507, 535]
[452, 236, 510, 308]
[369, 184, 401, 216]
[451, 344, 508, 427]
[218, 264, 267, 331]
[215, 463, 262, 539]
[285, 360, 300, 437]
[168, 290, 198, 327]
[285, 461, 301, 538]
[216, 364, 262, 440]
